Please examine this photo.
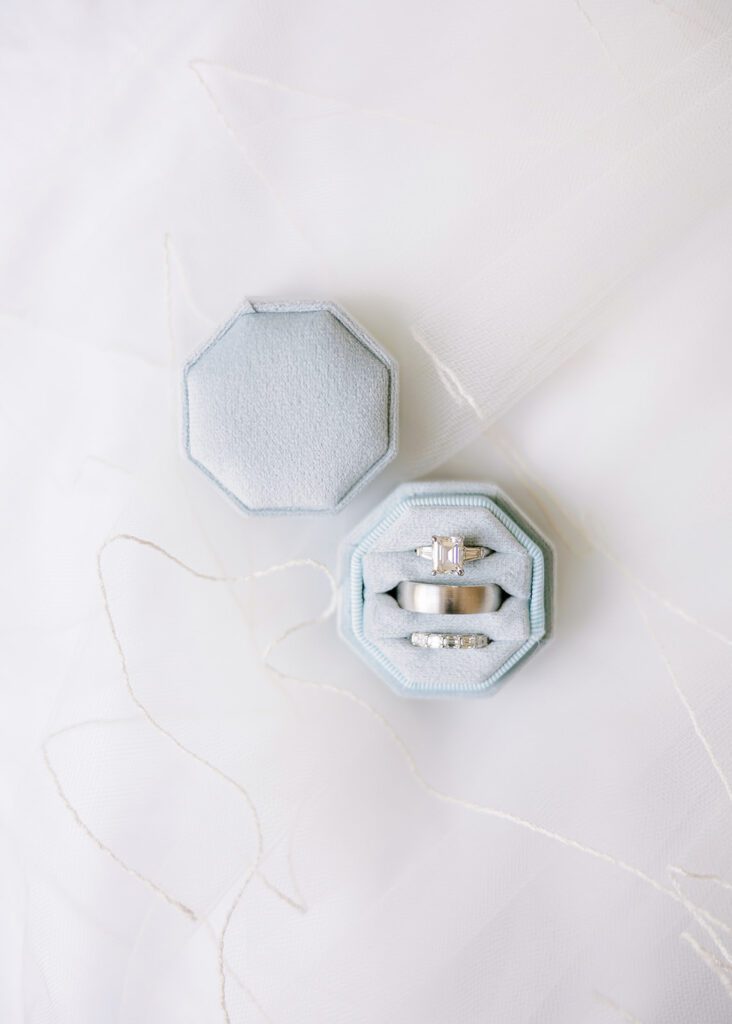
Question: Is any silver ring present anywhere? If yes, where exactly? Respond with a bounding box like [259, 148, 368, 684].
[411, 632, 490, 650]
[415, 535, 491, 576]
[395, 581, 504, 614]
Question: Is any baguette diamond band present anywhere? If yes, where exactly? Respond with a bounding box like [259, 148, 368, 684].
[415, 535, 491, 576]
[410, 632, 490, 650]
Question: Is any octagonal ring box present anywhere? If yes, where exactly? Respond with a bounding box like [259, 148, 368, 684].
[183, 300, 398, 515]
[339, 481, 554, 698]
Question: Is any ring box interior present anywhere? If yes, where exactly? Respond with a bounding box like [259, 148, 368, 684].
[339, 482, 553, 698]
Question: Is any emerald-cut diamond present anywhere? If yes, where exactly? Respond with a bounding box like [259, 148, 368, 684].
[430, 535, 466, 575]
[415, 536, 491, 574]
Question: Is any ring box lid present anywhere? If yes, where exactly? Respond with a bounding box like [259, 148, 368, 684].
[183, 300, 398, 515]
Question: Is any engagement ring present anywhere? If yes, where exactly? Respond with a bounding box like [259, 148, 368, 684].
[415, 535, 491, 576]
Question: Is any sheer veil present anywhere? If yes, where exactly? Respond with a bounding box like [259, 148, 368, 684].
[3, 2, 732, 1021]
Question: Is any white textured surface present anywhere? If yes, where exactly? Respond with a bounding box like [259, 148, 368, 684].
[3, 2, 732, 1022]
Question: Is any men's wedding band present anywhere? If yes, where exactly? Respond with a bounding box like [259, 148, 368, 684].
[415, 534, 491, 576]
[411, 632, 490, 650]
[395, 581, 504, 615]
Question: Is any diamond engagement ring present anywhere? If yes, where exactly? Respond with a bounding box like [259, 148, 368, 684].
[395, 581, 504, 614]
[410, 632, 490, 650]
[415, 535, 491, 575]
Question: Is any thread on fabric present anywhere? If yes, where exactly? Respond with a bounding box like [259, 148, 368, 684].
[189, 61, 328, 276]
[681, 931, 732, 999]
[163, 233, 176, 367]
[411, 325, 485, 421]
[97, 537, 267, 903]
[252, 801, 310, 915]
[285, 673, 682, 905]
[595, 527, 732, 649]
[594, 991, 646, 1024]
[218, 874, 257, 1022]
[258, 868, 307, 914]
[649, 0, 717, 36]
[42, 733, 197, 921]
[634, 596, 732, 805]
[494, 429, 732, 648]
[494, 433, 732, 996]
[491, 429, 588, 556]
[189, 59, 443, 131]
[668, 867, 732, 972]
[0, 308, 169, 371]
[671, 865, 732, 894]
[48, 531, 731, 1021]
[164, 232, 218, 345]
[572, 0, 626, 80]
[201, 917, 274, 1024]
[43, 728, 283, 1021]
[101, 535, 701, 1006]
[96, 535, 334, 1024]
[44, 533, 335, 1023]
[216, 570, 334, 1023]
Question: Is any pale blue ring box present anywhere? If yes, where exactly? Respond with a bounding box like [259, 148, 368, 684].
[182, 305, 553, 697]
[339, 481, 554, 699]
[182, 300, 398, 515]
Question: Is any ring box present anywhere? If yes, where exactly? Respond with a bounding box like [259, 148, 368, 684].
[339, 481, 553, 698]
[181, 306, 553, 698]
[183, 300, 398, 515]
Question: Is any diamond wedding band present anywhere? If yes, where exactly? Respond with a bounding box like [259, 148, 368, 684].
[395, 581, 504, 614]
[415, 535, 491, 576]
[410, 632, 490, 650]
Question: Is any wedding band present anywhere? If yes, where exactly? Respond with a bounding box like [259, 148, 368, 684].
[395, 581, 504, 614]
[415, 535, 491, 576]
[410, 632, 490, 650]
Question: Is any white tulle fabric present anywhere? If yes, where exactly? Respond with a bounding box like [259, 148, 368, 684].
[3, 2, 732, 1021]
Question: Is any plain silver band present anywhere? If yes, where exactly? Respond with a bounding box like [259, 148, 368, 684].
[410, 632, 490, 649]
[415, 545, 490, 561]
[395, 581, 504, 614]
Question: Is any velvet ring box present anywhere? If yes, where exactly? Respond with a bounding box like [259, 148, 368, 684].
[183, 299, 398, 515]
[339, 481, 553, 698]
[182, 303, 552, 697]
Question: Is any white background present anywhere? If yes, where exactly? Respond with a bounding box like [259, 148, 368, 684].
[2, 2, 732, 1021]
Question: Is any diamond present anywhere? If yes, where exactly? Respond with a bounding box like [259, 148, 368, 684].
[430, 535, 466, 575]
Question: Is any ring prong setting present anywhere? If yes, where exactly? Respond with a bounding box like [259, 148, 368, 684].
[415, 537, 491, 574]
